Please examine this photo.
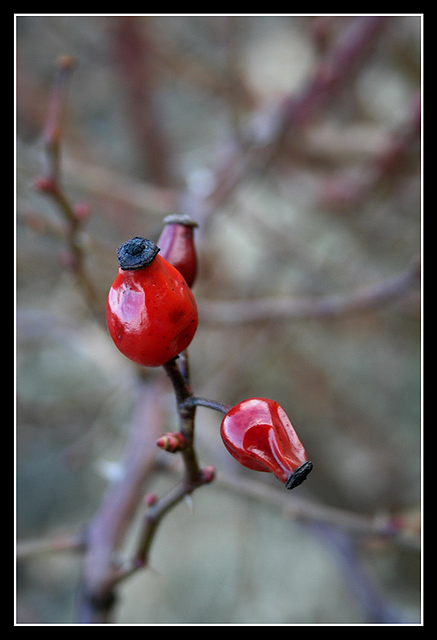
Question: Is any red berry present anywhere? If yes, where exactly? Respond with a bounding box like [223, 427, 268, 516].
[106, 236, 198, 367]
[157, 214, 198, 287]
[220, 398, 312, 489]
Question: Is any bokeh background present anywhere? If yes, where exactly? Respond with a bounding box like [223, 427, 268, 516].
[16, 15, 421, 624]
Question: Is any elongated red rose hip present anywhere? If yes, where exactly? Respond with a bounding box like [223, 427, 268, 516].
[157, 214, 198, 288]
[106, 236, 198, 367]
[220, 398, 312, 489]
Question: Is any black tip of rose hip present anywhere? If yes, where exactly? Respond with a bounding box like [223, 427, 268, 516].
[285, 460, 313, 490]
[117, 236, 160, 270]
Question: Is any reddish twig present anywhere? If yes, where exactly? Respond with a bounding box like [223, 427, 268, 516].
[112, 17, 174, 187]
[76, 377, 165, 623]
[16, 530, 85, 559]
[218, 473, 420, 551]
[320, 91, 421, 210]
[278, 16, 388, 137]
[76, 358, 218, 623]
[32, 55, 101, 320]
[132, 359, 217, 569]
[41, 54, 76, 183]
[177, 16, 389, 226]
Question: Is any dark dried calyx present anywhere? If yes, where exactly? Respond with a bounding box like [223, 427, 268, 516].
[117, 236, 160, 270]
[285, 460, 313, 490]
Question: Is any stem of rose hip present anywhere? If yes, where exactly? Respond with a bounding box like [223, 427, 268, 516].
[135, 358, 218, 567]
[135, 464, 210, 566]
[181, 396, 232, 414]
[162, 358, 202, 483]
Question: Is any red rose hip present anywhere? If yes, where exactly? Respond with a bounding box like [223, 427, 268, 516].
[106, 236, 198, 367]
[220, 398, 312, 489]
[157, 214, 198, 288]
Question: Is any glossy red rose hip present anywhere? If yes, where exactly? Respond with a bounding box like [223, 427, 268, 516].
[157, 214, 198, 288]
[106, 236, 198, 367]
[220, 398, 312, 489]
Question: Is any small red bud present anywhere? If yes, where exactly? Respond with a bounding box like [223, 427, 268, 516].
[156, 431, 186, 453]
[144, 492, 158, 506]
[72, 201, 91, 221]
[32, 176, 58, 195]
[201, 466, 216, 484]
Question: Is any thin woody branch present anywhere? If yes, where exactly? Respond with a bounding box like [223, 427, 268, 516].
[76, 379, 164, 623]
[218, 473, 420, 551]
[128, 359, 217, 569]
[32, 55, 101, 320]
[177, 16, 389, 225]
[42, 54, 76, 183]
[198, 257, 420, 325]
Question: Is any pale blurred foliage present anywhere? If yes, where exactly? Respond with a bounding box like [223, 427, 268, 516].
[16, 15, 421, 624]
